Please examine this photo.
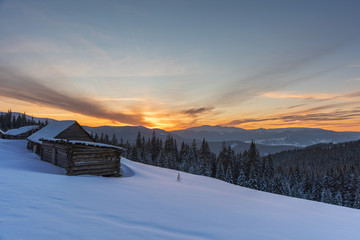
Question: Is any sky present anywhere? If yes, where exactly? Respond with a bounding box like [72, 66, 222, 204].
[0, 0, 360, 131]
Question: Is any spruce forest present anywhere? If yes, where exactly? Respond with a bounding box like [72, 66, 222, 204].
[94, 131, 360, 210]
[0, 110, 46, 131]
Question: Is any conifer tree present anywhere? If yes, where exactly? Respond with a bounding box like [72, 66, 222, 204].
[225, 164, 234, 184]
[236, 168, 246, 186]
[199, 139, 212, 176]
[111, 134, 118, 145]
[215, 160, 225, 180]
[334, 191, 343, 206]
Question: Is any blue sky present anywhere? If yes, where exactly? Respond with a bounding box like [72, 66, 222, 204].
[0, 0, 360, 130]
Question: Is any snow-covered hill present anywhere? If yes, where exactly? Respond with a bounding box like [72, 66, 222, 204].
[1, 139, 360, 239]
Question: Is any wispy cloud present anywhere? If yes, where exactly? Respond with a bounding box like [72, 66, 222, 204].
[260, 91, 336, 100]
[182, 106, 214, 116]
[95, 97, 148, 102]
[225, 102, 360, 128]
[260, 88, 360, 111]
[212, 34, 360, 106]
[226, 117, 278, 126]
[0, 67, 146, 126]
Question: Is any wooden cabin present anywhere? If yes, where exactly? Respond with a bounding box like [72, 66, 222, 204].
[41, 139, 122, 176]
[2, 125, 40, 139]
[27, 120, 94, 155]
[0, 129, 4, 138]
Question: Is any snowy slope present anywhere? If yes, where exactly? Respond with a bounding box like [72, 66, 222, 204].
[1, 140, 360, 240]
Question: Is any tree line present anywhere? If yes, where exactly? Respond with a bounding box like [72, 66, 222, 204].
[94, 131, 360, 210]
[0, 110, 47, 131]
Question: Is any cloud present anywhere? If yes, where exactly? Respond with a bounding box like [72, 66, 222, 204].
[280, 113, 355, 122]
[182, 106, 214, 116]
[215, 65, 339, 107]
[341, 91, 360, 99]
[260, 91, 336, 100]
[226, 117, 278, 126]
[213, 34, 360, 106]
[287, 103, 308, 109]
[0, 67, 146, 126]
[225, 104, 360, 127]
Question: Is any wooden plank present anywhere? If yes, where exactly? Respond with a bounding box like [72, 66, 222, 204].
[72, 162, 116, 168]
[71, 154, 118, 159]
[72, 155, 115, 159]
[73, 157, 117, 162]
[71, 150, 119, 155]
[69, 169, 117, 176]
[72, 165, 117, 172]
[73, 161, 118, 166]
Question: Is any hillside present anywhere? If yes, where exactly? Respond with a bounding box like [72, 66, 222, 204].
[84, 125, 360, 156]
[1, 139, 360, 239]
[172, 125, 360, 147]
[84, 126, 299, 156]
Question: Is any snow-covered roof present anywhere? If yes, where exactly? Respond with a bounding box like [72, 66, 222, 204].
[27, 121, 76, 144]
[4, 125, 40, 136]
[41, 138, 124, 150]
[0, 129, 4, 134]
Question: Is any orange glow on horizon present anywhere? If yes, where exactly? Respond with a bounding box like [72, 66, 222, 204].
[1, 98, 360, 132]
[2, 108, 360, 132]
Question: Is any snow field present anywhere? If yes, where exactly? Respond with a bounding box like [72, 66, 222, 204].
[1, 139, 360, 239]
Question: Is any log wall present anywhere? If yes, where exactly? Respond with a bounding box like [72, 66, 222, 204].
[42, 141, 69, 168]
[27, 141, 43, 156]
[41, 140, 121, 177]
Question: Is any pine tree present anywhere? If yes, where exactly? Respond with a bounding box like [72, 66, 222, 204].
[94, 133, 99, 142]
[236, 168, 246, 186]
[179, 142, 189, 171]
[135, 132, 142, 149]
[225, 164, 234, 184]
[264, 155, 274, 179]
[158, 149, 167, 168]
[321, 188, 332, 204]
[215, 161, 225, 180]
[199, 139, 212, 176]
[111, 134, 118, 145]
[188, 140, 198, 174]
[205, 155, 216, 178]
[352, 190, 360, 209]
[311, 177, 322, 201]
[334, 191, 343, 206]
[151, 131, 160, 163]
[104, 134, 110, 144]
[246, 165, 258, 189]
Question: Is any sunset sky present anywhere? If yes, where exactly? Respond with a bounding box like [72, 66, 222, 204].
[1, 0, 360, 131]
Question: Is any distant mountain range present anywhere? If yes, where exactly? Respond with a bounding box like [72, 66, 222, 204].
[171, 125, 360, 147]
[5, 112, 359, 156]
[84, 125, 360, 156]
